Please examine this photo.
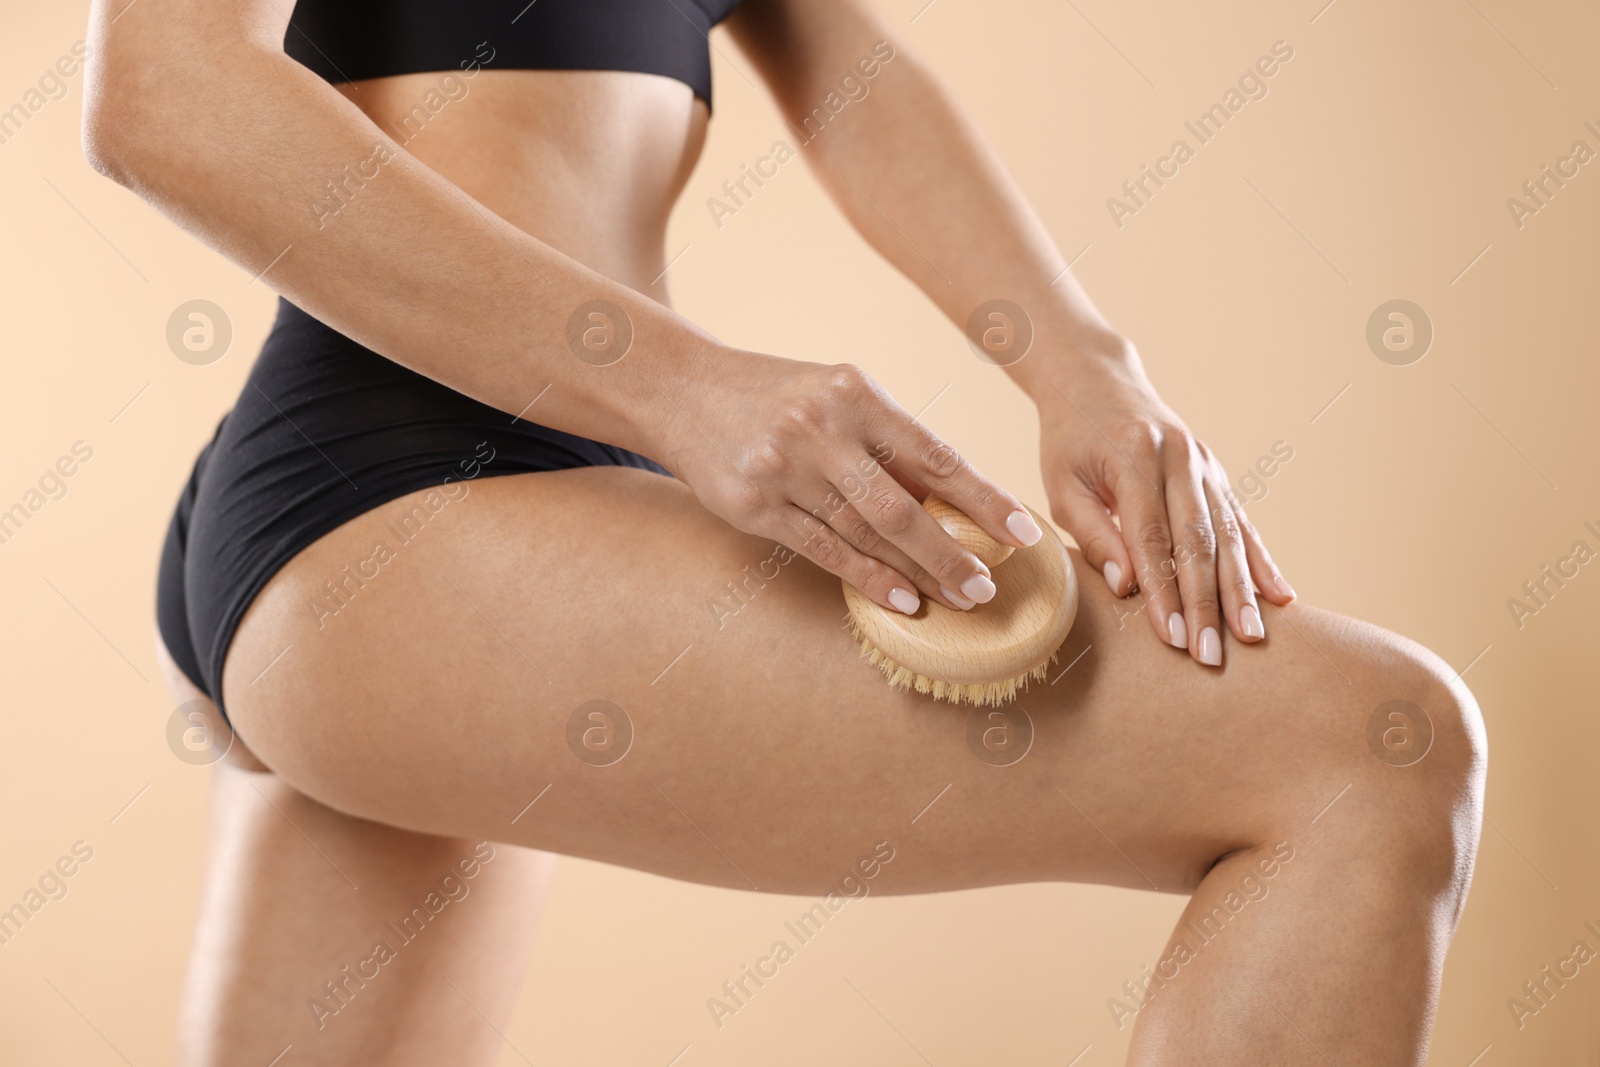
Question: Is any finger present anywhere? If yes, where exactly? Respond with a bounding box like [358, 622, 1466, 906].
[830, 454, 1000, 606]
[1230, 496, 1295, 604]
[781, 505, 922, 616]
[881, 424, 1042, 552]
[1164, 450, 1222, 668]
[1107, 455, 1185, 649]
[875, 457, 932, 503]
[1207, 480, 1263, 643]
[1050, 479, 1134, 597]
[817, 497, 977, 610]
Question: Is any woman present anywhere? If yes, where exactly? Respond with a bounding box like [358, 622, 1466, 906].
[84, 0, 1485, 1062]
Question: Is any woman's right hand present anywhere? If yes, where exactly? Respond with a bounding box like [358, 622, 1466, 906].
[661, 351, 1044, 615]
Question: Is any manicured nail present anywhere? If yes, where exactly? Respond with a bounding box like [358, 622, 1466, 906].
[1006, 509, 1043, 546]
[888, 587, 921, 615]
[1274, 574, 1297, 600]
[960, 573, 997, 603]
[1240, 604, 1265, 639]
[1199, 626, 1222, 666]
[1167, 612, 1187, 649]
[940, 585, 977, 610]
[1103, 560, 1123, 596]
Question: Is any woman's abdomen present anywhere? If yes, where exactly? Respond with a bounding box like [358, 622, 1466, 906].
[334, 68, 710, 297]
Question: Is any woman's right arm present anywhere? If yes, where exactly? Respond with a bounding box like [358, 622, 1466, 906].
[83, 0, 1042, 614]
[84, 0, 700, 460]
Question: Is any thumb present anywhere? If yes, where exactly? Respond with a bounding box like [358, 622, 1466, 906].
[1052, 483, 1133, 597]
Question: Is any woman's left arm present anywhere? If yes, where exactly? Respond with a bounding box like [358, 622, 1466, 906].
[727, 0, 1295, 666]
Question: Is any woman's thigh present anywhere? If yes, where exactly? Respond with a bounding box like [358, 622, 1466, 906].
[157, 637, 556, 1065]
[222, 466, 1481, 897]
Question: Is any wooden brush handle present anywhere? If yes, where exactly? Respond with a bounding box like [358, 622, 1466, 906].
[842, 496, 1077, 694]
[924, 495, 1014, 569]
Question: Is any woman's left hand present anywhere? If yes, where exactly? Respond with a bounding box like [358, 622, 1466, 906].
[1033, 336, 1295, 667]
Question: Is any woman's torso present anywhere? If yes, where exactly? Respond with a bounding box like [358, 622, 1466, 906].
[330, 67, 709, 300]
[288, 0, 745, 300]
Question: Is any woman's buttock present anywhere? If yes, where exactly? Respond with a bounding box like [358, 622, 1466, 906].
[156, 67, 708, 729]
[154, 297, 672, 725]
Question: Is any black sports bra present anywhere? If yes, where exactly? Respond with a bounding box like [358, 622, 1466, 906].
[285, 0, 743, 109]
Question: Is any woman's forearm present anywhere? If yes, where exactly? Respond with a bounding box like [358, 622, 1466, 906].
[85, 39, 717, 460]
[768, 38, 1130, 398]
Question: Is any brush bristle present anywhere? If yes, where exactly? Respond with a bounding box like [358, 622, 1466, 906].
[845, 618, 1056, 707]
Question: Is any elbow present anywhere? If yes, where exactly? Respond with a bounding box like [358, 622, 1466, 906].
[84, 42, 280, 191]
[81, 95, 131, 185]
[81, 68, 157, 187]
[81, 36, 187, 188]
[82, 11, 284, 188]
[80, 32, 130, 182]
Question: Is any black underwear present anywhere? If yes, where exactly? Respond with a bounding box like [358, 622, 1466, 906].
[286, 0, 744, 108]
[156, 298, 669, 722]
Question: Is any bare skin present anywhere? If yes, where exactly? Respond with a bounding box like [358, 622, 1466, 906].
[162, 639, 557, 1065]
[87, 0, 1487, 1062]
[165, 469, 1485, 1065]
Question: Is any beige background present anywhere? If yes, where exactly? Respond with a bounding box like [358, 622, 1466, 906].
[2, 0, 1597, 1062]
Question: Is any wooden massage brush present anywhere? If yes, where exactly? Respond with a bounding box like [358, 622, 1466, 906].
[842, 495, 1078, 706]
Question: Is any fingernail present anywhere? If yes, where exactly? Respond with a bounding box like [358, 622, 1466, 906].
[940, 585, 977, 610]
[888, 587, 921, 615]
[1103, 560, 1123, 596]
[1240, 604, 1264, 639]
[1167, 612, 1187, 649]
[1006, 509, 1043, 546]
[960, 573, 997, 604]
[1199, 626, 1222, 666]
[1274, 574, 1297, 600]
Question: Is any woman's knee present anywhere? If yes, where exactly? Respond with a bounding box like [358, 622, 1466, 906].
[1352, 623, 1486, 802]
[1320, 616, 1487, 897]
[1203, 609, 1486, 873]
